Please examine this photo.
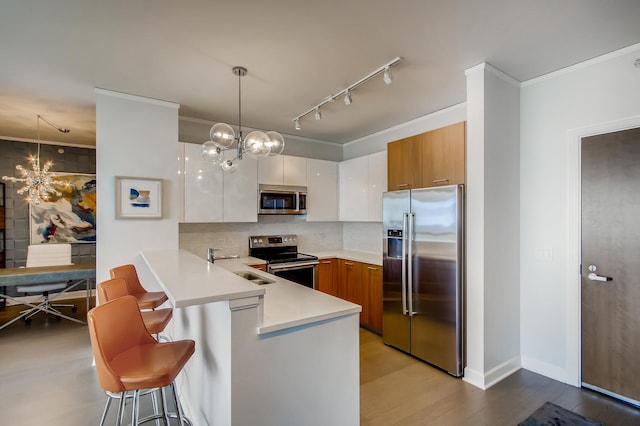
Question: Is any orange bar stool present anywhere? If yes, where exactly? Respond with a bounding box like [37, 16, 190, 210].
[88, 295, 194, 426]
[97, 278, 172, 338]
[109, 264, 168, 310]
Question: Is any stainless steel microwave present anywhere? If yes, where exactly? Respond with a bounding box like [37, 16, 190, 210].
[258, 184, 307, 215]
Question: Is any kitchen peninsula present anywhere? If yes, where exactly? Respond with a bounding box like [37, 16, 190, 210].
[141, 249, 361, 426]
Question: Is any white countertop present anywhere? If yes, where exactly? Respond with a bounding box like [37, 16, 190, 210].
[311, 250, 382, 266]
[215, 257, 361, 334]
[141, 250, 361, 335]
[141, 250, 265, 308]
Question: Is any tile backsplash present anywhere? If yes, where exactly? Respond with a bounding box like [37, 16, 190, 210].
[179, 216, 344, 260]
[179, 217, 383, 260]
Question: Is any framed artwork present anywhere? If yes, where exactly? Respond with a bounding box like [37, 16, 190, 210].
[115, 176, 163, 219]
[30, 173, 97, 243]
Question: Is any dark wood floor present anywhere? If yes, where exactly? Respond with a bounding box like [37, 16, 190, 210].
[1, 310, 639, 425]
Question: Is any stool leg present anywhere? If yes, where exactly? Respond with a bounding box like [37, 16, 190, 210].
[132, 389, 141, 425]
[99, 394, 112, 426]
[170, 381, 186, 425]
[160, 386, 171, 425]
[116, 391, 126, 426]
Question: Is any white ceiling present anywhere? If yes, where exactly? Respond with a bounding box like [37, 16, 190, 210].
[1, 0, 639, 147]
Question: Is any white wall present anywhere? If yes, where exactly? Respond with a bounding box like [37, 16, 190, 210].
[342, 103, 466, 160]
[464, 63, 521, 389]
[520, 43, 640, 384]
[179, 116, 343, 161]
[96, 89, 180, 285]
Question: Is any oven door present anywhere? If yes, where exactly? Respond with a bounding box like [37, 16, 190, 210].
[268, 261, 318, 289]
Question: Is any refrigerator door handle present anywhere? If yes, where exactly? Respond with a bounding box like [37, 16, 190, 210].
[407, 212, 415, 317]
[402, 213, 409, 315]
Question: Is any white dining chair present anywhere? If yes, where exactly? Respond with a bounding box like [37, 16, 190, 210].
[16, 243, 76, 323]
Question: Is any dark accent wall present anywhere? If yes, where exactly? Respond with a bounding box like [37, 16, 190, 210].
[0, 139, 96, 269]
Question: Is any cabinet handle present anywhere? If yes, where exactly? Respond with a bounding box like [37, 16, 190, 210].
[433, 178, 449, 184]
[321, 261, 332, 264]
[396, 183, 410, 188]
[345, 262, 354, 266]
[367, 266, 378, 271]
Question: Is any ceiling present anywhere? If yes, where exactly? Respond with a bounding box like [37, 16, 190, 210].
[1, 1, 639, 147]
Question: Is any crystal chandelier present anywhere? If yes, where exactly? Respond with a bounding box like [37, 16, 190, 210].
[2, 115, 69, 204]
[201, 66, 285, 173]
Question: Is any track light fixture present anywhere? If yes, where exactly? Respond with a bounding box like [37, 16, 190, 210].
[383, 66, 393, 85]
[202, 66, 284, 173]
[344, 90, 352, 105]
[292, 56, 401, 129]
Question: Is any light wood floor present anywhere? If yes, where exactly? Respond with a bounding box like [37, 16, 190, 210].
[360, 328, 640, 425]
[1, 311, 639, 425]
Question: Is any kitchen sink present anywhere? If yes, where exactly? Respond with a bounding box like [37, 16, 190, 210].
[234, 271, 275, 285]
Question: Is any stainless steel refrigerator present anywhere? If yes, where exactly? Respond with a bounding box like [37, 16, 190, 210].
[382, 185, 465, 377]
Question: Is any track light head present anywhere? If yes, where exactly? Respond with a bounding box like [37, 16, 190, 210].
[344, 90, 352, 105]
[314, 108, 321, 120]
[383, 66, 393, 84]
[294, 119, 301, 130]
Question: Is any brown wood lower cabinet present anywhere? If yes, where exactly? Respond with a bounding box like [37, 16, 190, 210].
[339, 260, 362, 305]
[317, 258, 338, 296]
[316, 258, 382, 334]
[361, 263, 382, 332]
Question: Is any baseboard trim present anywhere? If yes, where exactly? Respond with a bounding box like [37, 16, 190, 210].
[463, 356, 522, 389]
[521, 355, 572, 385]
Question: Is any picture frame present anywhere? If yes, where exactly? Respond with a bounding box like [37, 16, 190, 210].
[115, 176, 163, 219]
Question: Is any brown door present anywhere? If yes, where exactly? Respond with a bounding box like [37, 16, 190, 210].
[581, 127, 640, 404]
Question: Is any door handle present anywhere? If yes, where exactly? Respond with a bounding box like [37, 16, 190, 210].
[586, 264, 612, 282]
[587, 272, 612, 282]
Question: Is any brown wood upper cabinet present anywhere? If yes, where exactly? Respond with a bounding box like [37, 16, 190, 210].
[387, 121, 466, 191]
[387, 135, 421, 190]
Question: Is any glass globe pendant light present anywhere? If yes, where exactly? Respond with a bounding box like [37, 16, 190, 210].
[265, 131, 285, 156]
[201, 66, 285, 172]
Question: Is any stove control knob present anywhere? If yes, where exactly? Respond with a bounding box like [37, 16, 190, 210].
[259, 239, 263, 243]
[252, 239, 258, 243]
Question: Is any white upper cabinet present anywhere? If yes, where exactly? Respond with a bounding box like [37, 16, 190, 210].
[257, 156, 283, 185]
[258, 155, 307, 186]
[283, 156, 307, 186]
[181, 142, 257, 223]
[339, 151, 387, 222]
[222, 150, 258, 222]
[339, 156, 368, 222]
[306, 159, 338, 222]
[367, 151, 387, 222]
[182, 142, 224, 222]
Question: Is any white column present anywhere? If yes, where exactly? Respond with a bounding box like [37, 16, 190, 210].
[464, 63, 521, 389]
[95, 89, 180, 285]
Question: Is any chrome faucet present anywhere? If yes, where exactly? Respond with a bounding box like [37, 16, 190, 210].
[207, 248, 219, 263]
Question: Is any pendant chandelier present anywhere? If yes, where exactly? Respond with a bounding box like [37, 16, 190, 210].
[202, 66, 285, 173]
[2, 115, 70, 204]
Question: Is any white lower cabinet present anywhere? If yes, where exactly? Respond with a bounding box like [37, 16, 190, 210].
[181, 142, 257, 223]
[306, 159, 338, 221]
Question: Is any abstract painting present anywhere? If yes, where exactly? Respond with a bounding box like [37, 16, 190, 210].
[30, 173, 96, 243]
[115, 176, 163, 219]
